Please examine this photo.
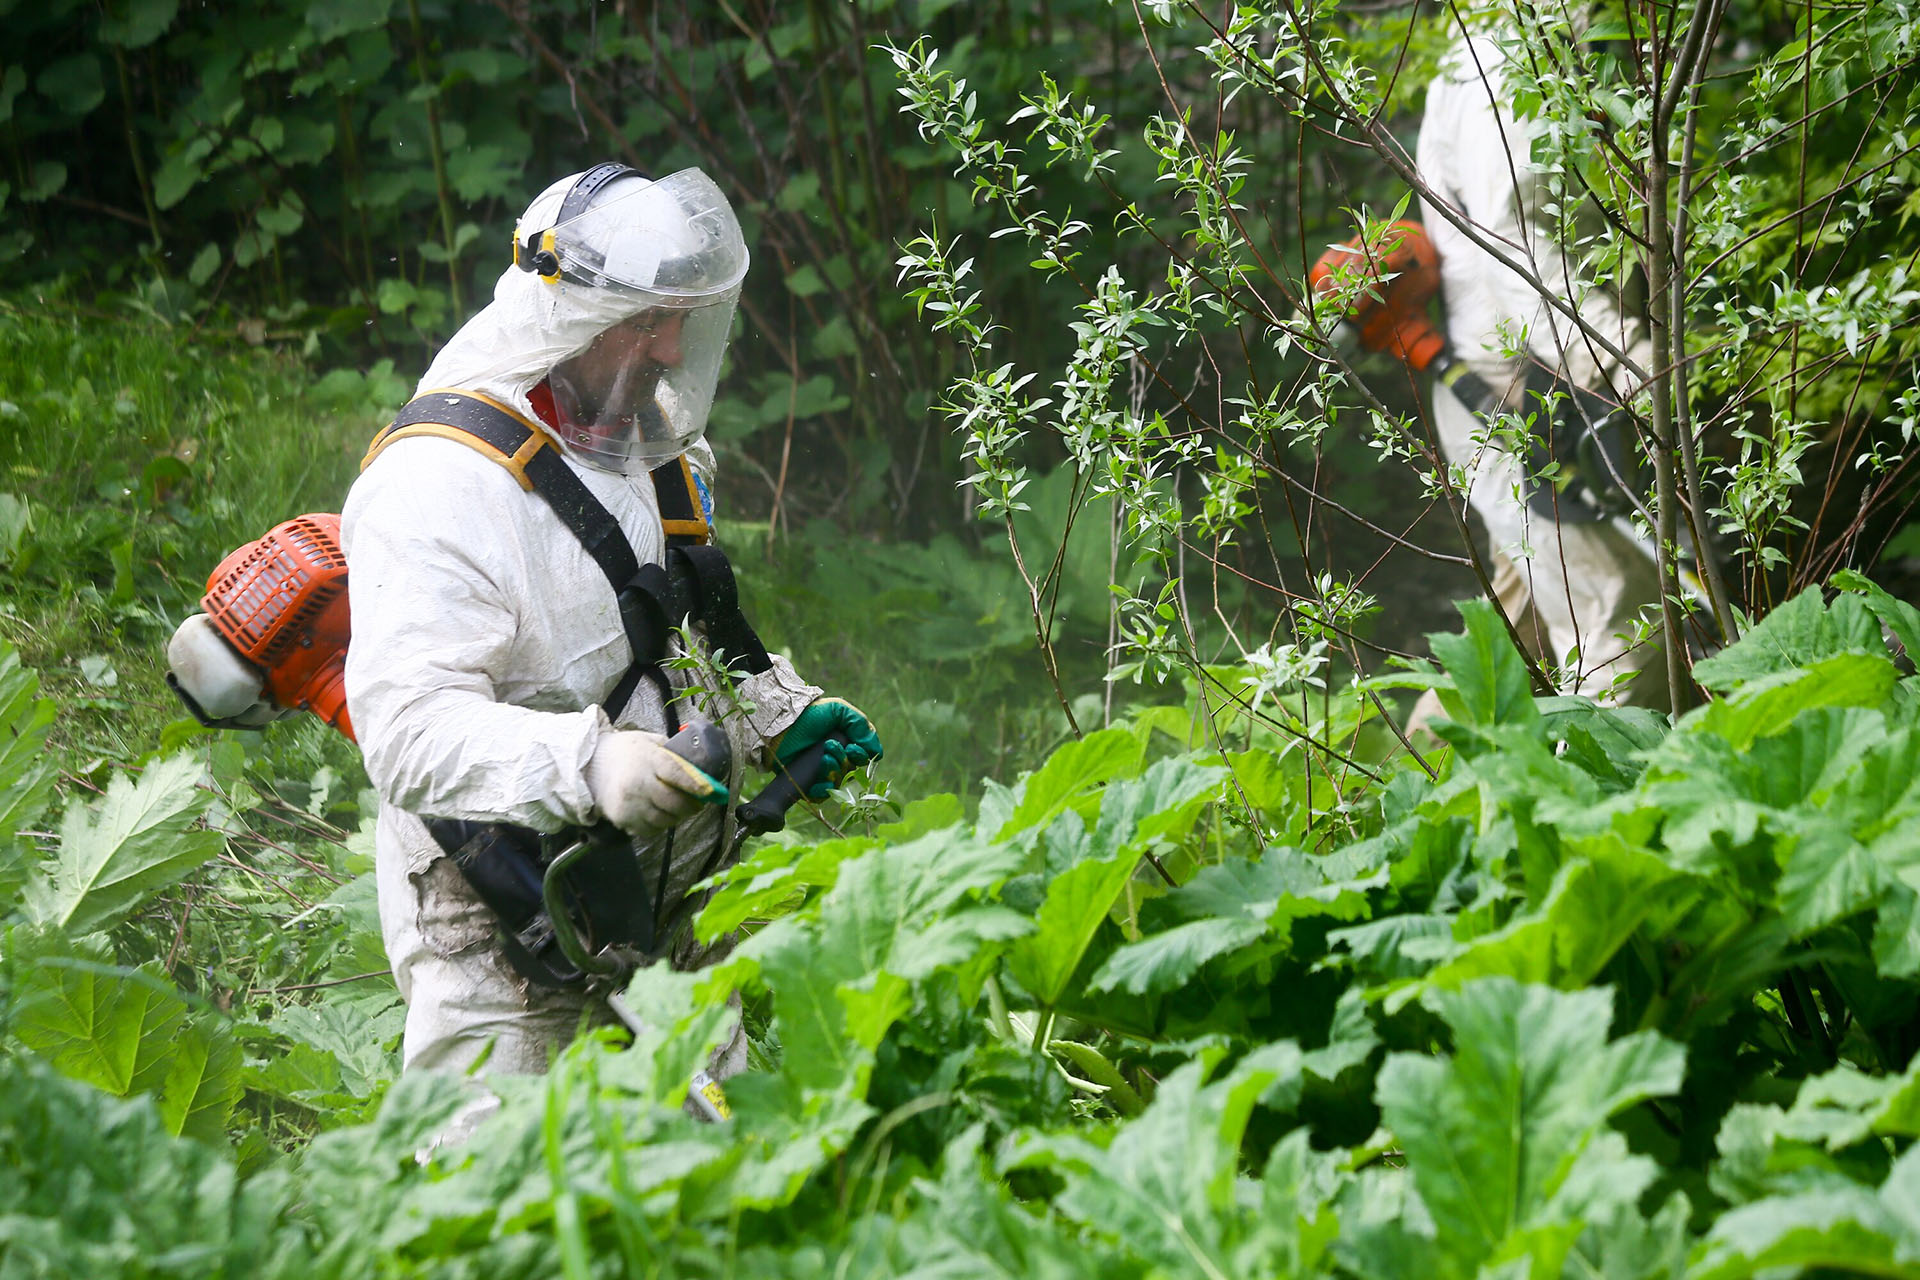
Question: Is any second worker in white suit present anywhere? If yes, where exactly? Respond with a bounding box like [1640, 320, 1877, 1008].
[1418, 27, 1669, 706]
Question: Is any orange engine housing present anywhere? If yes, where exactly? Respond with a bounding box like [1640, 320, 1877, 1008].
[1308, 218, 1445, 371]
[203, 513, 355, 741]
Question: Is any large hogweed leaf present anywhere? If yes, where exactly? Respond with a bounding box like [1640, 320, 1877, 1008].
[1009, 825, 1142, 1006]
[12, 959, 242, 1141]
[1005, 1042, 1310, 1278]
[1691, 1144, 1920, 1280]
[1010, 759, 1226, 1006]
[711, 823, 1025, 1100]
[1425, 597, 1541, 731]
[1406, 834, 1691, 1000]
[1692, 586, 1887, 690]
[1375, 980, 1684, 1277]
[1089, 844, 1383, 996]
[695, 833, 878, 944]
[0, 641, 56, 874]
[997, 726, 1145, 839]
[1834, 567, 1920, 661]
[1683, 653, 1894, 752]
[0, 1055, 295, 1275]
[1087, 916, 1268, 996]
[22, 751, 223, 935]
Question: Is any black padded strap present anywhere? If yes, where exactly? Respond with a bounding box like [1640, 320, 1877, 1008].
[378, 390, 769, 719]
[383, 392, 645, 599]
[676, 544, 773, 677]
[383, 392, 653, 714]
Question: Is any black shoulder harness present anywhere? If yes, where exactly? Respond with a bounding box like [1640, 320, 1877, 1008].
[363, 388, 776, 988]
[365, 388, 773, 722]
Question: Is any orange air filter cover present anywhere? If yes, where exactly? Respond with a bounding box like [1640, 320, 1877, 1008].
[202, 513, 355, 741]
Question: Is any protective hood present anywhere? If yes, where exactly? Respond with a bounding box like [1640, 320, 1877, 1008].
[414, 167, 747, 475]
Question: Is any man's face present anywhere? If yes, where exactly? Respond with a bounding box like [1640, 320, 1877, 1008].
[583, 308, 686, 377]
[556, 308, 688, 446]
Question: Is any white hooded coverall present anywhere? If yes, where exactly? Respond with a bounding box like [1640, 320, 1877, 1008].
[1417, 32, 1667, 704]
[342, 252, 820, 1076]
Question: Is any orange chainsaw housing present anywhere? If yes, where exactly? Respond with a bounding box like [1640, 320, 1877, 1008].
[1308, 219, 1445, 371]
[202, 513, 355, 741]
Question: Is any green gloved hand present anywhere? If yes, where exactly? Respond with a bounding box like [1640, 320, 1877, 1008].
[772, 697, 884, 800]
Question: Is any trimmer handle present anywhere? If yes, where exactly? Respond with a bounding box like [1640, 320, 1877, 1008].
[662, 718, 733, 785]
[737, 731, 853, 835]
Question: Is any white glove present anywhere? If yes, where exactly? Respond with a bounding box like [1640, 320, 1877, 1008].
[584, 730, 725, 836]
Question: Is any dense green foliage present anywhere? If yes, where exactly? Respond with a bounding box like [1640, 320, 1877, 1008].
[4, 574, 1919, 1275]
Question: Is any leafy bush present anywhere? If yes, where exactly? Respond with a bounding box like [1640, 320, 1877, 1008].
[4, 579, 1918, 1275]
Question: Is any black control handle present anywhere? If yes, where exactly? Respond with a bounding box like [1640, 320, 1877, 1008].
[738, 730, 853, 835]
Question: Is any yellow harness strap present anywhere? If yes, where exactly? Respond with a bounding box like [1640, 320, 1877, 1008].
[362, 389, 710, 546]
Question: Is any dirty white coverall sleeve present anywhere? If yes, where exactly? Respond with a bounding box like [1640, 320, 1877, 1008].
[342, 432, 820, 1075]
[1416, 33, 1665, 703]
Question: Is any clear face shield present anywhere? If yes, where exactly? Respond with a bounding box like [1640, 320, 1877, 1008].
[534, 169, 748, 474]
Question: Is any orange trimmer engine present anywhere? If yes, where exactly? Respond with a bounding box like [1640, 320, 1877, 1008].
[201, 514, 355, 740]
[1308, 218, 1445, 371]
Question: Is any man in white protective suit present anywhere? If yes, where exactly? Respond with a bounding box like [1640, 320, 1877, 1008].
[1417, 26, 1669, 706]
[341, 164, 883, 1080]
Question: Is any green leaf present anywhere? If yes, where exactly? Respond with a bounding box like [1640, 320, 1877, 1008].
[1008, 844, 1143, 1007]
[1427, 598, 1539, 729]
[375, 277, 418, 315]
[439, 49, 526, 85]
[1775, 821, 1889, 937]
[696, 834, 876, 942]
[1693, 587, 1885, 691]
[156, 1021, 243, 1141]
[306, 0, 393, 41]
[1093, 756, 1228, 853]
[1683, 652, 1894, 751]
[187, 242, 221, 287]
[14, 960, 186, 1099]
[22, 159, 66, 203]
[12, 956, 239, 1138]
[1415, 837, 1688, 995]
[257, 198, 304, 237]
[818, 827, 1030, 984]
[98, 0, 179, 48]
[1834, 568, 1920, 663]
[1051, 1039, 1145, 1115]
[775, 171, 823, 213]
[1376, 980, 1685, 1275]
[1690, 1145, 1920, 1280]
[784, 264, 826, 297]
[1007, 1042, 1307, 1276]
[0, 66, 25, 124]
[152, 140, 208, 210]
[1773, 1056, 1920, 1149]
[736, 826, 1026, 1095]
[998, 726, 1145, 839]
[35, 54, 105, 117]
[0, 641, 56, 856]
[1088, 916, 1267, 995]
[22, 751, 223, 935]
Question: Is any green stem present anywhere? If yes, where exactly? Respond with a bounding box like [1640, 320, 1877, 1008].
[112, 47, 161, 250]
[406, 0, 463, 316]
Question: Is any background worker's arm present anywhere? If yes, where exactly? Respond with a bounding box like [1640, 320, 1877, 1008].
[1420, 36, 1639, 393]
